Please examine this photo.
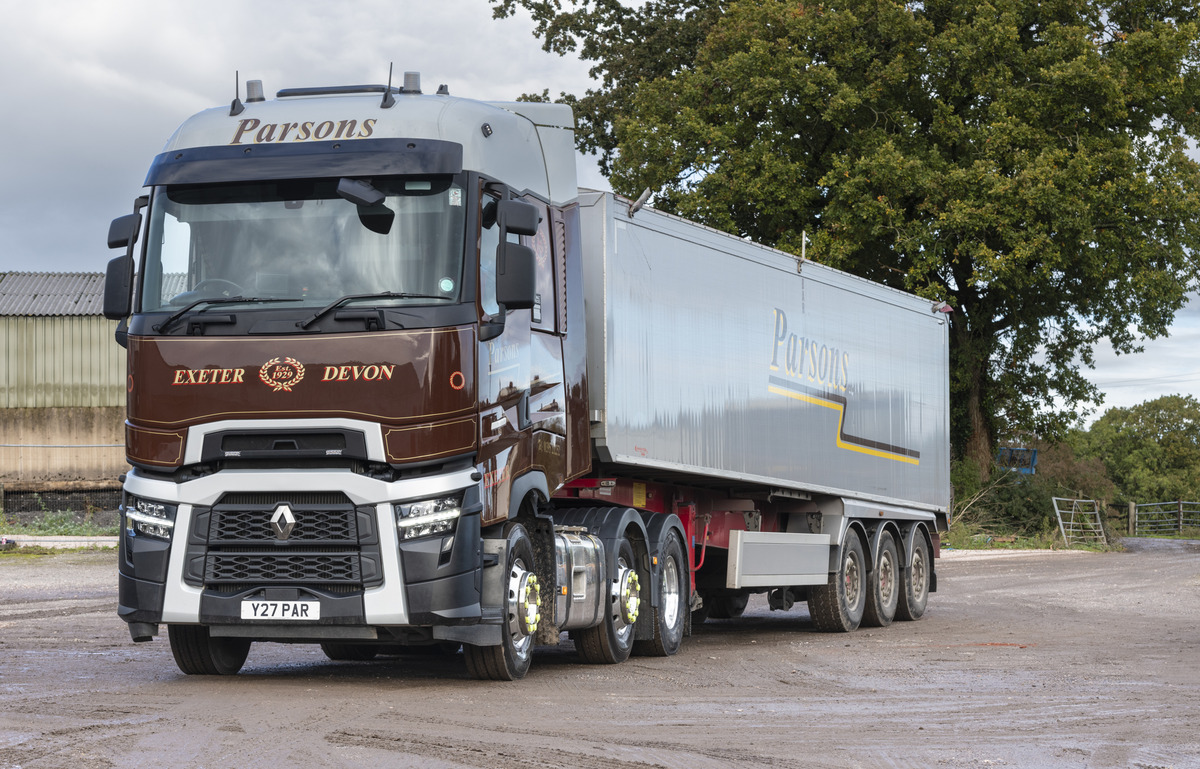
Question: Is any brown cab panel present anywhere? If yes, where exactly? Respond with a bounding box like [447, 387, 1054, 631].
[384, 418, 477, 463]
[125, 327, 477, 468]
[126, 423, 187, 467]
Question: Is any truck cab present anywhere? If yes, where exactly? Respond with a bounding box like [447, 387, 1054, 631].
[106, 76, 598, 679]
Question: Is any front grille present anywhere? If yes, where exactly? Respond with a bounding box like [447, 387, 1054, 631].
[185, 491, 382, 591]
[210, 507, 358, 543]
[205, 552, 362, 583]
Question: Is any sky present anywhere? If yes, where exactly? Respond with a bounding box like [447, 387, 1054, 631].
[0, 0, 1195, 419]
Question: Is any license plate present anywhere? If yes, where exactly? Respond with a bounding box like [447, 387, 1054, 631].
[240, 600, 320, 620]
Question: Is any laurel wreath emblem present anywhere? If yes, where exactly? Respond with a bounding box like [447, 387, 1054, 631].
[259, 357, 305, 392]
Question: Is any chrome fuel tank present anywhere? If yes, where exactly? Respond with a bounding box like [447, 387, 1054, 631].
[554, 529, 606, 630]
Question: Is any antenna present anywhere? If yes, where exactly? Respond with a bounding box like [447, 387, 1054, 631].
[229, 70, 245, 116]
[381, 63, 396, 109]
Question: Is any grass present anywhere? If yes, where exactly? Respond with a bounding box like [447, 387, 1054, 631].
[0, 544, 116, 558]
[0, 510, 120, 537]
[944, 511, 1123, 552]
[944, 521, 1063, 550]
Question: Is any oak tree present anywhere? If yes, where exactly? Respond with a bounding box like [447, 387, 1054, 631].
[496, 0, 1200, 470]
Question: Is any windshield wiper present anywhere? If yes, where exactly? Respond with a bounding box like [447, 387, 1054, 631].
[298, 292, 449, 330]
[154, 297, 302, 333]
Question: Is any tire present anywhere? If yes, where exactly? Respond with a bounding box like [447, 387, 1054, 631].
[168, 625, 251, 675]
[862, 530, 899, 628]
[319, 643, 379, 661]
[634, 530, 687, 657]
[897, 532, 931, 621]
[464, 523, 540, 680]
[573, 536, 641, 664]
[807, 533, 866, 632]
[707, 592, 749, 619]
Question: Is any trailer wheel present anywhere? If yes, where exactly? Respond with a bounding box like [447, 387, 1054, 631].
[464, 523, 540, 680]
[167, 625, 251, 675]
[807, 534, 866, 632]
[634, 530, 686, 657]
[897, 533, 931, 621]
[319, 643, 379, 661]
[862, 530, 899, 628]
[574, 536, 640, 664]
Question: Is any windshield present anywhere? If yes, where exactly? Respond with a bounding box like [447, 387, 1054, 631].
[139, 177, 466, 313]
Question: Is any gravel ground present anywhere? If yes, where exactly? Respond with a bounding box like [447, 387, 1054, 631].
[0, 540, 1197, 769]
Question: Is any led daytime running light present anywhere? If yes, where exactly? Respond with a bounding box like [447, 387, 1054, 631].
[125, 509, 176, 530]
[396, 509, 460, 529]
[123, 495, 177, 540]
[394, 495, 462, 540]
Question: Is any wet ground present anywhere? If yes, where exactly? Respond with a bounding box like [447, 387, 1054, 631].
[1, 540, 1197, 768]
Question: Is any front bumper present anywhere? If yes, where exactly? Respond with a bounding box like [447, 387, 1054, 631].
[117, 466, 484, 640]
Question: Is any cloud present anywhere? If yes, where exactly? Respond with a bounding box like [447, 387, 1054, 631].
[1087, 294, 1200, 410]
[0, 0, 598, 274]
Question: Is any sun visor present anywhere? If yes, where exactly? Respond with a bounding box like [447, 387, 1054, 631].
[145, 139, 464, 186]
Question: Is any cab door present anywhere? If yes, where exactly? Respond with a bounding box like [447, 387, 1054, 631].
[476, 185, 533, 525]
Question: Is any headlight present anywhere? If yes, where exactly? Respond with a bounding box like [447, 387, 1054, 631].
[394, 495, 462, 540]
[123, 495, 177, 540]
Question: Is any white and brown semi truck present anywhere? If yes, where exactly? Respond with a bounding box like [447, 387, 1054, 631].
[105, 74, 950, 679]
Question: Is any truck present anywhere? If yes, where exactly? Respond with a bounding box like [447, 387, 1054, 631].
[104, 73, 950, 679]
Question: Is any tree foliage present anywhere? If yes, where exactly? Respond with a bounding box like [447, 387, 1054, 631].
[490, 0, 725, 174]
[495, 0, 1200, 469]
[1077, 394, 1200, 503]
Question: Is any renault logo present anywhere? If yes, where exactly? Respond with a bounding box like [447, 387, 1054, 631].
[270, 504, 297, 540]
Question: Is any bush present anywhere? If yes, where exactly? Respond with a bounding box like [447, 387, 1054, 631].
[950, 439, 1117, 547]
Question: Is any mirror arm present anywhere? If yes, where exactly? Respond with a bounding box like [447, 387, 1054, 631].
[479, 315, 506, 342]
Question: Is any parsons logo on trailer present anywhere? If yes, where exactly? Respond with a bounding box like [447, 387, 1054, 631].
[259, 357, 306, 392]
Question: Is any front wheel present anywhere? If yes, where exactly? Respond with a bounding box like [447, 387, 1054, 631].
[634, 530, 687, 657]
[168, 625, 251, 675]
[464, 523, 540, 680]
[574, 536, 641, 664]
[807, 534, 866, 632]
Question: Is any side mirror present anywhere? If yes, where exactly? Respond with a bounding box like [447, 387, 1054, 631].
[104, 211, 141, 322]
[496, 199, 540, 237]
[107, 213, 141, 249]
[496, 242, 536, 310]
[103, 255, 135, 321]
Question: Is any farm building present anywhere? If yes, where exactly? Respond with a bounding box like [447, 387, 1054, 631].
[0, 272, 126, 513]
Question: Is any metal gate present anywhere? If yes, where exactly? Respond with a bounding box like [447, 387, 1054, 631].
[1053, 498, 1107, 547]
[1132, 502, 1200, 537]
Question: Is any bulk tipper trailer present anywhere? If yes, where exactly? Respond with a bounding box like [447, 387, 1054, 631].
[104, 74, 950, 679]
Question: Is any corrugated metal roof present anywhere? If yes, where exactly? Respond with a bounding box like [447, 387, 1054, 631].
[0, 272, 107, 316]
